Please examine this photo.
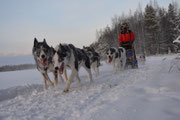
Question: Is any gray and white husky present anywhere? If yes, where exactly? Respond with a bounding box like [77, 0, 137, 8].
[83, 46, 100, 77]
[32, 38, 59, 89]
[53, 44, 93, 92]
[106, 47, 126, 73]
[138, 54, 146, 65]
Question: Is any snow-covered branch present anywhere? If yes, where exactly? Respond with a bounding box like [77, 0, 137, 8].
[173, 36, 180, 44]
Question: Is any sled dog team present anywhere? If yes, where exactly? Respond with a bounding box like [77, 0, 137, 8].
[32, 38, 127, 92]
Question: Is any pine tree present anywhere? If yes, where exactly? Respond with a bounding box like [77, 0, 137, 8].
[174, 10, 180, 52]
[158, 8, 169, 53]
[175, 10, 180, 35]
[144, 5, 159, 55]
[167, 3, 178, 52]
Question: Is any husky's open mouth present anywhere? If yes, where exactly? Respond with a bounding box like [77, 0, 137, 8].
[40, 58, 47, 66]
[109, 57, 112, 63]
[59, 62, 64, 74]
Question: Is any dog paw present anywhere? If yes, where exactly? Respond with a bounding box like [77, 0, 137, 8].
[63, 89, 69, 93]
[49, 82, 53, 86]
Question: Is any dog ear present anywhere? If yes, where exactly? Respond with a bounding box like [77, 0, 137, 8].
[60, 44, 67, 52]
[59, 44, 63, 50]
[59, 44, 64, 49]
[43, 39, 47, 44]
[51, 46, 56, 54]
[34, 38, 38, 47]
[83, 46, 85, 49]
[43, 39, 50, 48]
[59, 44, 62, 49]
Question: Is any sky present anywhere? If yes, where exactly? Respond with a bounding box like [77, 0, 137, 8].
[0, 0, 176, 57]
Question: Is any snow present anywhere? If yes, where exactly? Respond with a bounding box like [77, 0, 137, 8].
[0, 69, 42, 89]
[0, 54, 180, 120]
[173, 36, 180, 44]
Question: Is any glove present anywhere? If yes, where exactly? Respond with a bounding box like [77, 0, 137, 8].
[119, 42, 123, 47]
[129, 40, 134, 45]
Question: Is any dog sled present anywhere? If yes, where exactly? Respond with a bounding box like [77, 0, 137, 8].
[122, 43, 138, 69]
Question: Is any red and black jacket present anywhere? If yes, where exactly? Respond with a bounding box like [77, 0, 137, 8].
[119, 30, 135, 44]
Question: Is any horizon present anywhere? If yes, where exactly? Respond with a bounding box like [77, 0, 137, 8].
[0, 0, 176, 58]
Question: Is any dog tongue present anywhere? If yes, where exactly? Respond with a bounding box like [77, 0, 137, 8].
[40, 59, 47, 66]
[59, 62, 64, 74]
[109, 58, 112, 63]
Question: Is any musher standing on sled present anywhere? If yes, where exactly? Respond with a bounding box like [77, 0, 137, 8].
[119, 23, 138, 68]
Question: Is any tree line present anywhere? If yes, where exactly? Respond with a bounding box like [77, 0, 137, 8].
[0, 64, 36, 72]
[90, 0, 180, 57]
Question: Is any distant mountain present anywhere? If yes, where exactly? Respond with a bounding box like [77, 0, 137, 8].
[0, 55, 35, 66]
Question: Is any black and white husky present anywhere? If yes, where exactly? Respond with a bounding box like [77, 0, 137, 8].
[83, 46, 100, 77]
[138, 54, 146, 65]
[106, 47, 126, 73]
[53, 44, 93, 92]
[32, 38, 59, 89]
